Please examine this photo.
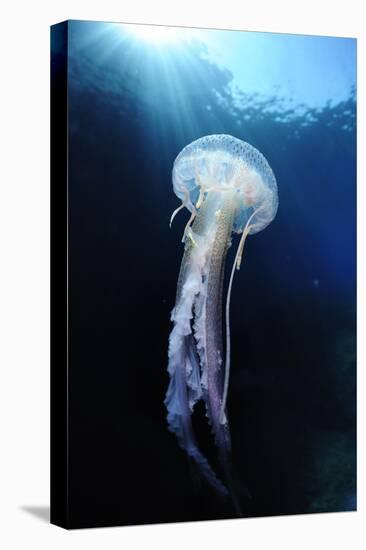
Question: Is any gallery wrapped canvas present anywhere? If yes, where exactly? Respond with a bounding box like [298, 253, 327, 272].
[51, 20, 356, 529]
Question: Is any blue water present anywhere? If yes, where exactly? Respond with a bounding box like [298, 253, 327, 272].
[61, 20, 356, 526]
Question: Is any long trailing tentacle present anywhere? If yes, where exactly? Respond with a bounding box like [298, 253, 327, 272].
[220, 206, 264, 425]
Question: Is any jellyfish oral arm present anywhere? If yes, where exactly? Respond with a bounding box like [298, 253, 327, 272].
[165, 190, 238, 494]
[164, 199, 231, 495]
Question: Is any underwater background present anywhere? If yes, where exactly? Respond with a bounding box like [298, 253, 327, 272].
[55, 20, 356, 527]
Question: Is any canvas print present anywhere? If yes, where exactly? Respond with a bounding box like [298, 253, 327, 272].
[51, 20, 356, 528]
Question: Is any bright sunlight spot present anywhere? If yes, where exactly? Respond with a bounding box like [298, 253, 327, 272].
[125, 23, 191, 44]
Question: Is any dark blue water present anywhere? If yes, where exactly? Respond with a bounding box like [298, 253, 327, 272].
[61, 20, 356, 527]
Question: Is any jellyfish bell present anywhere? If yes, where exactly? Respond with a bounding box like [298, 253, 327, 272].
[165, 134, 278, 513]
[172, 134, 278, 237]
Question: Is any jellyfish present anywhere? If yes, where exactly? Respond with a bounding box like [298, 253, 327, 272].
[164, 134, 278, 511]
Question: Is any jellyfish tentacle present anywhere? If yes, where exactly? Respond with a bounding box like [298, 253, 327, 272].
[236, 222, 252, 271]
[220, 205, 265, 425]
[170, 188, 191, 229]
[181, 209, 197, 243]
[169, 203, 185, 228]
[186, 227, 197, 247]
[236, 205, 265, 269]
